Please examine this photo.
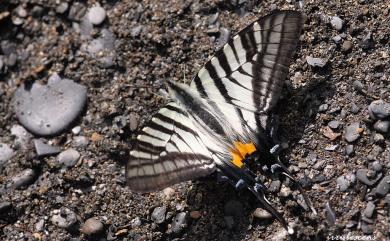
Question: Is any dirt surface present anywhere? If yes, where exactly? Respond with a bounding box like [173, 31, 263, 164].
[0, 0, 389, 240]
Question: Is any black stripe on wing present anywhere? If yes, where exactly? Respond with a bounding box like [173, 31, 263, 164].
[126, 102, 215, 193]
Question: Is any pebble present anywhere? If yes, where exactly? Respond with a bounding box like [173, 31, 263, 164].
[280, 186, 292, 197]
[131, 217, 141, 228]
[35, 219, 45, 232]
[371, 161, 382, 172]
[11, 168, 36, 189]
[268, 180, 281, 193]
[224, 216, 234, 230]
[12, 78, 87, 136]
[129, 113, 139, 131]
[344, 122, 362, 143]
[353, 80, 365, 93]
[345, 144, 354, 156]
[171, 212, 187, 233]
[318, 103, 329, 112]
[189, 211, 201, 219]
[363, 201, 375, 218]
[151, 206, 166, 224]
[360, 33, 374, 50]
[57, 149, 80, 167]
[336, 173, 356, 191]
[350, 103, 360, 114]
[373, 120, 390, 134]
[328, 120, 341, 129]
[72, 136, 89, 147]
[375, 176, 390, 197]
[341, 40, 353, 52]
[87, 6, 106, 25]
[373, 133, 384, 144]
[0, 143, 15, 167]
[218, 27, 231, 47]
[306, 56, 327, 68]
[324, 202, 336, 226]
[356, 169, 381, 186]
[11, 124, 32, 149]
[253, 208, 272, 220]
[330, 16, 343, 30]
[81, 217, 104, 235]
[34, 139, 61, 157]
[361, 223, 373, 234]
[56, 2, 69, 14]
[368, 100, 390, 120]
[72, 126, 81, 135]
[131, 25, 143, 37]
[51, 208, 78, 229]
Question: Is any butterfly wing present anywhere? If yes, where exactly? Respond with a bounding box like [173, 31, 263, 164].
[126, 102, 216, 193]
[190, 10, 303, 134]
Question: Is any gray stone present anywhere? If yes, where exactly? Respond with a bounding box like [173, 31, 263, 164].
[336, 173, 356, 191]
[87, 6, 106, 25]
[345, 144, 354, 156]
[72, 136, 89, 147]
[35, 219, 45, 232]
[81, 217, 104, 235]
[131, 217, 141, 228]
[342, 40, 353, 52]
[353, 80, 364, 93]
[373, 133, 384, 144]
[373, 120, 390, 134]
[171, 212, 187, 233]
[218, 27, 231, 47]
[68, 2, 86, 21]
[58, 149, 80, 167]
[325, 202, 336, 226]
[56, 2, 68, 14]
[11, 168, 36, 189]
[361, 223, 373, 234]
[356, 169, 381, 186]
[11, 124, 32, 149]
[363, 201, 375, 218]
[375, 176, 390, 197]
[360, 33, 374, 50]
[330, 16, 343, 31]
[34, 139, 61, 157]
[71, 126, 81, 135]
[12, 78, 87, 136]
[80, 16, 93, 36]
[151, 206, 166, 224]
[318, 103, 329, 112]
[350, 103, 360, 113]
[0, 143, 15, 167]
[344, 122, 361, 143]
[306, 56, 327, 68]
[51, 208, 78, 229]
[328, 120, 340, 129]
[368, 100, 390, 120]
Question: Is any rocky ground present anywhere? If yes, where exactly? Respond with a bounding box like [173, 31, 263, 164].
[0, 0, 389, 240]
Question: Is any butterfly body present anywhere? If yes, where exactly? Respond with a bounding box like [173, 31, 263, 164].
[126, 10, 315, 234]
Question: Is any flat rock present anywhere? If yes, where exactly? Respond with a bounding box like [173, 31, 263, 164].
[10, 168, 36, 189]
[344, 122, 362, 143]
[34, 139, 61, 157]
[356, 169, 381, 186]
[0, 143, 15, 167]
[12, 78, 87, 136]
[58, 148, 80, 167]
[375, 176, 390, 197]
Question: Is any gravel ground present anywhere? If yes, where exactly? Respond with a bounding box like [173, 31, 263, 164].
[0, 0, 389, 240]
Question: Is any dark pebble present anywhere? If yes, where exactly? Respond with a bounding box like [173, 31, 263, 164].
[375, 175, 390, 197]
[371, 161, 382, 172]
[11, 168, 36, 189]
[330, 16, 343, 30]
[253, 208, 272, 220]
[368, 100, 390, 120]
[34, 139, 61, 157]
[350, 103, 360, 113]
[360, 33, 374, 50]
[353, 80, 365, 93]
[151, 206, 167, 224]
[12, 78, 87, 136]
[336, 173, 356, 191]
[171, 212, 187, 233]
[56, 2, 69, 14]
[363, 201, 375, 218]
[0, 143, 15, 167]
[324, 202, 336, 226]
[373, 120, 390, 134]
[356, 169, 381, 186]
[81, 217, 104, 235]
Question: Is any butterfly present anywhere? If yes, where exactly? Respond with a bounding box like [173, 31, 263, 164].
[126, 10, 316, 234]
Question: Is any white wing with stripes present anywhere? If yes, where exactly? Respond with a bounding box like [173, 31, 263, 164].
[190, 10, 303, 134]
[126, 102, 216, 192]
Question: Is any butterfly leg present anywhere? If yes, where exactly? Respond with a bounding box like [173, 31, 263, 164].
[249, 184, 294, 234]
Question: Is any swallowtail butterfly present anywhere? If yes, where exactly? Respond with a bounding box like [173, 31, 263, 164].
[126, 10, 316, 234]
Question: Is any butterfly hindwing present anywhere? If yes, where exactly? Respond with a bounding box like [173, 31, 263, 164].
[126, 102, 215, 192]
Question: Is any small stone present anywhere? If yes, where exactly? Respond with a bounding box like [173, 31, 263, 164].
[162, 187, 175, 199]
[171, 212, 187, 233]
[306, 56, 327, 68]
[12, 78, 87, 136]
[353, 80, 365, 93]
[31, 5, 44, 18]
[11, 168, 36, 189]
[189, 211, 202, 219]
[368, 100, 390, 120]
[11, 124, 32, 150]
[360, 33, 374, 50]
[72, 126, 81, 135]
[345, 144, 354, 156]
[280, 186, 292, 197]
[56, 2, 68, 14]
[363, 202, 375, 218]
[324, 202, 336, 226]
[57, 149, 80, 167]
[356, 169, 381, 186]
[68, 2, 86, 21]
[151, 206, 166, 224]
[34, 139, 61, 157]
[344, 122, 362, 143]
[253, 208, 272, 220]
[268, 180, 281, 193]
[325, 144, 338, 151]
[0, 143, 15, 167]
[72, 136, 89, 147]
[224, 216, 234, 230]
[373, 120, 390, 134]
[131, 217, 141, 228]
[346, 221, 357, 229]
[322, 126, 341, 140]
[328, 120, 341, 129]
[51, 208, 78, 229]
[333, 35, 342, 43]
[129, 113, 139, 131]
[91, 133, 103, 142]
[361, 223, 373, 234]
[35, 219, 45, 232]
[81, 217, 104, 235]
[336, 173, 355, 191]
[87, 6, 106, 25]
[341, 40, 353, 52]
[330, 16, 343, 31]
[131, 25, 143, 37]
[375, 176, 390, 197]
[350, 103, 360, 113]
[224, 200, 243, 217]
[318, 103, 329, 112]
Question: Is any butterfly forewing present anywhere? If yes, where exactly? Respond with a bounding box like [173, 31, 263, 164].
[127, 102, 215, 192]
